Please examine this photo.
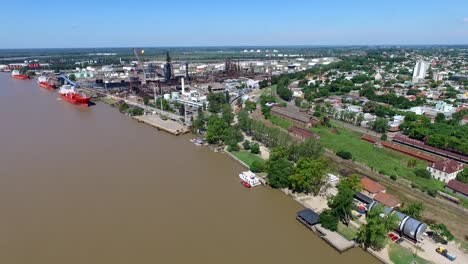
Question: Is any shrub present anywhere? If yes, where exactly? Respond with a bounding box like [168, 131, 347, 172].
[250, 160, 265, 173]
[390, 175, 397, 181]
[250, 143, 261, 154]
[380, 134, 388, 141]
[320, 209, 338, 231]
[336, 150, 352, 160]
[227, 143, 240, 152]
[414, 168, 431, 179]
[243, 140, 251, 150]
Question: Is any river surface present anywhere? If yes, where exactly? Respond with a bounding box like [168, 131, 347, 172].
[0, 73, 378, 264]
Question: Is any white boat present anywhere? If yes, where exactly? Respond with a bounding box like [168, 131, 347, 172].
[239, 171, 261, 188]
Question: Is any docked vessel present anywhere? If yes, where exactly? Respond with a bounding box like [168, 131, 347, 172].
[239, 171, 261, 188]
[11, 70, 30, 80]
[58, 85, 91, 106]
[38, 76, 57, 90]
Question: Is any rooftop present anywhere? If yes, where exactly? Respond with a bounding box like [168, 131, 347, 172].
[361, 177, 386, 194]
[446, 180, 468, 196]
[374, 192, 401, 208]
[430, 159, 464, 174]
[271, 106, 312, 123]
[296, 209, 320, 226]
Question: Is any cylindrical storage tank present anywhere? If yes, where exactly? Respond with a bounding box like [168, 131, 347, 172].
[163, 94, 171, 100]
[402, 217, 427, 241]
[171, 92, 180, 99]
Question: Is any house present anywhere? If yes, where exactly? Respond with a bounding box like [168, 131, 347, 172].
[360, 177, 386, 198]
[374, 192, 401, 208]
[270, 106, 319, 128]
[288, 126, 320, 141]
[446, 180, 468, 199]
[427, 159, 464, 183]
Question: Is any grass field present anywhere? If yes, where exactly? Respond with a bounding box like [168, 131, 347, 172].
[230, 150, 264, 167]
[310, 124, 445, 192]
[388, 243, 431, 264]
[337, 222, 358, 241]
[269, 115, 293, 129]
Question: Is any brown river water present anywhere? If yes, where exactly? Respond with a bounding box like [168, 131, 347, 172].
[0, 73, 379, 264]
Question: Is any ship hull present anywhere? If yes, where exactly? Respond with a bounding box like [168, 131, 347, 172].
[60, 93, 91, 106]
[12, 74, 30, 80]
[39, 82, 57, 90]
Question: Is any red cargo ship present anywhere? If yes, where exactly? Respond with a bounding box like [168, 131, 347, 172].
[58, 85, 91, 106]
[11, 70, 30, 80]
[38, 76, 57, 90]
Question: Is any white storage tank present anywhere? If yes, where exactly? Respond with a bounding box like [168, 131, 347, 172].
[171, 92, 180, 99]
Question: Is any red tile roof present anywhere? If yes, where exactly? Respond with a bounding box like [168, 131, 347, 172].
[361, 177, 386, 194]
[374, 192, 401, 208]
[447, 180, 468, 196]
[430, 159, 464, 174]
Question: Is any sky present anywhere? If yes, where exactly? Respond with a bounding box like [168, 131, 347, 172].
[0, 0, 467, 48]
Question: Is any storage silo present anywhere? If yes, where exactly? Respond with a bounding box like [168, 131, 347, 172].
[402, 217, 427, 241]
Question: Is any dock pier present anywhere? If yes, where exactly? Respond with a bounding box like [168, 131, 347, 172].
[134, 115, 189, 135]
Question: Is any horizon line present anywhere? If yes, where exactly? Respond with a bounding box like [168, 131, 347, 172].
[1, 44, 468, 50]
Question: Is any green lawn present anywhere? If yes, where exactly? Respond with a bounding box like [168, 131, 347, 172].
[269, 115, 293, 129]
[230, 150, 264, 167]
[388, 243, 431, 264]
[310, 124, 445, 192]
[337, 222, 358, 241]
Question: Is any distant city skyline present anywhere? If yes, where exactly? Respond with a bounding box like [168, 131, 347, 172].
[0, 0, 467, 49]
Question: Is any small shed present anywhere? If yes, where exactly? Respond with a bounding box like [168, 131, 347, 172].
[296, 209, 320, 229]
[354, 192, 374, 205]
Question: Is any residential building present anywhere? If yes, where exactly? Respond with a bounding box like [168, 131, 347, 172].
[412, 60, 429, 84]
[427, 159, 464, 183]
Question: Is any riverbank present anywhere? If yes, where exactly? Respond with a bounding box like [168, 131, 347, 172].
[0, 74, 380, 264]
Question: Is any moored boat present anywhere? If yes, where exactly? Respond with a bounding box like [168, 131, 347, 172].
[38, 76, 57, 90]
[11, 70, 30, 80]
[58, 85, 91, 106]
[239, 171, 261, 188]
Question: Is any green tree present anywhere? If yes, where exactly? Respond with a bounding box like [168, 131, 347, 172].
[250, 160, 265, 173]
[222, 104, 234, 125]
[341, 174, 363, 192]
[266, 157, 294, 188]
[206, 116, 228, 144]
[435, 113, 445, 123]
[192, 111, 206, 133]
[250, 143, 260, 154]
[238, 110, 253, 135]
[288, 138, 323, 163]
[336, 150, 352, 160]
[242, 140, 251, 150]
[320, 209, 339, 231]
[357, 205, 400, 251]
[380, 134, 387, 141]
[401, 202, 425, 220]
[328, 181, 356, 225]
[456, 168, 468, 184]
[372, 118, 388, 133]
[289, 157, 329, 194]
[244, 100, 257, 112]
